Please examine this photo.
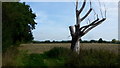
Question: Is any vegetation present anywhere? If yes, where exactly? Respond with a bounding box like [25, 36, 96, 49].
[32, 38, 120, 44]
[19, 43, 118, 54]
[2, 47, 120, 67]
[2, 2, 120, 68]
[2, 2, 36, 53]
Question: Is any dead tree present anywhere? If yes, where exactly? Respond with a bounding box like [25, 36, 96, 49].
[69, 0, 106, 54]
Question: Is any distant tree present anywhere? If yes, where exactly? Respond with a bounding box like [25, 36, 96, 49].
[98, 38, 103, 43]
[111, 39, 116, 43]
[45, 40, 51, 43]
[90, 40, 97, 43]
[82, 40, 89, 43]
[52, 40, 56, 43]
[2, 2, 36, 52]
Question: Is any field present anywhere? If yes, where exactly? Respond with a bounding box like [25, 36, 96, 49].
[19, 43, 119, 54]
[3, 43, 120, 67]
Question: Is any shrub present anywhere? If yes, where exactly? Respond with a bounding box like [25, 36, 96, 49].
[22, 53, 46, 67]
[44, 47, 73, 58]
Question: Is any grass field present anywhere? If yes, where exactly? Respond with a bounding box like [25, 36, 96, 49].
[3, 43, 120, 67]
[19, 43, 119, 54]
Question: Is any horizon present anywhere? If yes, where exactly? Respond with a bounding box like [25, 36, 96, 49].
[33, 38, 117, 42]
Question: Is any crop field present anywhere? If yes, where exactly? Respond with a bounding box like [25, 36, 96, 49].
[19, 43, 119, 54]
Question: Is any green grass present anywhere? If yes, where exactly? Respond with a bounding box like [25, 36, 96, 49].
[2, 47, 120, 68]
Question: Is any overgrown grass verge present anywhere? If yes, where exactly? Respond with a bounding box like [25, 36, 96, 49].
[2, 47, 120, 68]
[2, 46, 28, 67]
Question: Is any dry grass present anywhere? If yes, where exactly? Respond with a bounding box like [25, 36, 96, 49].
[18, 43, 119, 54]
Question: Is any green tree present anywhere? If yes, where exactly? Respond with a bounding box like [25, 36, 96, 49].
[98, 38, 103, 43]
[2, 2, 36, 52]
[111, 39, 116, 43]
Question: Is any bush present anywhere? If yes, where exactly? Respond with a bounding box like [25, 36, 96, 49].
[23, 54, 46, 66]
[44, 47, 73, 58]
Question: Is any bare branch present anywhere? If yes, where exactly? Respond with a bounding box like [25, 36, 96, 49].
[98, 0, 103, 18]
[93, 18, 106, 25]
[93, 8, 97, 20]
[103, 2, 107, 18]
[76, 0, 79, 19]
[90, 0, 92, 8]
[82, 18, 106, 36]
[93, 8, 96, 15]
[97, 14, 98, 19]
[105, 8, 106, 18]
[76, 0, 78, 10]
[88, 18, 90, 24]
[79, 0, 86, 14]
[81, 8, 92, 21]
[85, 18, 90, 24]
[79, 18, 99, 31]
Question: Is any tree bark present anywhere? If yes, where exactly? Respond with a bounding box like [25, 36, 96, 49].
[70, 34, 80, 54]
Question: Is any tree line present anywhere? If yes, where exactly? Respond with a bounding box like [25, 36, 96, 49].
[32, 38, 120, 44]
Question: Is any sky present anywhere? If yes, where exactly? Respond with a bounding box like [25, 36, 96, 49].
[20, 0, 118, 41]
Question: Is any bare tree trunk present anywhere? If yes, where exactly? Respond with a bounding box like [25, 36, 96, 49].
[71, 37, 80, 54]
[70, 28, 81, 54]
[75, 39, 80, 54]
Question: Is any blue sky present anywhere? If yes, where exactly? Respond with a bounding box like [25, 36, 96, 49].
[21, 1, 118, 41]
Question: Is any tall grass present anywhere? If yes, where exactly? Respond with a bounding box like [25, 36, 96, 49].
[2, 47, 19, 66]
[2, 47, 120, 68]
[65, 49, 119, 67]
